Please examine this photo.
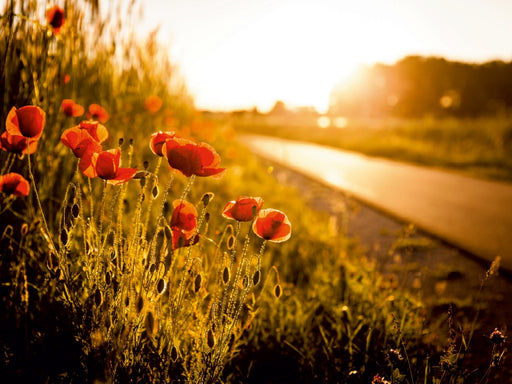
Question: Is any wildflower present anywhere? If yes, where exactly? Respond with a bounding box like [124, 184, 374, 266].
[87, 104, 109, 123]
[144, 95, 163, 113]
[162, 137, 225, 178]
[490, 328, 505, 345]
[0, 173, 30, 196]
[222, 196, 263, 222]
[60, 126, 102, 158]
[61, 99, 84, 117]
[83, 149, 137, 185]
[0, 131, 38, 154]
[63, 74, 71, 84]
[5, 106, 45, 140]
[46, 5, 65, 35]
[252, 208, 291, 243]
[149, 131, 176, 156]
[170, 199, 199, 250]
[171, 200, 197, 231]
[63, 120, 108, 145]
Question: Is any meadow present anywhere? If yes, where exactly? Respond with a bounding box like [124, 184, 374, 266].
[0, 1, 508, 383]
[229, 113, 512, 182]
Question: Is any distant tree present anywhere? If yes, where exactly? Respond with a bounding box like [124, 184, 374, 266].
[329, 56, 512, 118]
[269, 100, 288, 115]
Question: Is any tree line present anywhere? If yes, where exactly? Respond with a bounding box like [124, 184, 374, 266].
[329, 55, 512, 118]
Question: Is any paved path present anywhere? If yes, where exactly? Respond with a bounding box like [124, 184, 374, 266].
[239, 134, 512, 271]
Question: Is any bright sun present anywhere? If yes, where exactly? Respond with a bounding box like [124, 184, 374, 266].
[180, 1, 415, 112]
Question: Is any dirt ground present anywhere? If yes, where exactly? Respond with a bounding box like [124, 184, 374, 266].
[268, 162, 512, 376]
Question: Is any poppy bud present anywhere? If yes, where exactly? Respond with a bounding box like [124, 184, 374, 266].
[222, 266, 230, 285]
[170, 346, 178, 362]
[274, 284, 282, 299]
[253, 270, 261, 286]
[152, 185, 159, 199]
[72, 203, 80, 218]
[194, 274, 202, 293]
[207, 328, 215, 349]
[94, 288, 103, 306]
[157, 278, 166, 294]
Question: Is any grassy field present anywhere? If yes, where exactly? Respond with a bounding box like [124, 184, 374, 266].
[0, 1, 509, 383]
[228, 113, 512, 182]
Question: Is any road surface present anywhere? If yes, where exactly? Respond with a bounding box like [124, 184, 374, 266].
[239, 134, 512, 272]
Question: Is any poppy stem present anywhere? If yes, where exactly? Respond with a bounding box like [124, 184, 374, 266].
[98, 180, 107, 251]
[1, 153, 15, 175]
[179, 174, 196, 201]
[26, 142, 57, 255]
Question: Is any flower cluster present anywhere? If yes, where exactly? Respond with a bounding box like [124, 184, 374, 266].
[61, 118, 136, 184]
[0, 105, 46, 197]
[222, 196, 291, 243]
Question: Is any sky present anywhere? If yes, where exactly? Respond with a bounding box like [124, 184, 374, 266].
[134, 0, 512, 113]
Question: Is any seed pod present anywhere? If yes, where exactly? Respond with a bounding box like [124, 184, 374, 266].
[227, 235, 235, 250]
[163, 201, 170, 216]
[145, 311, 156, 336]
[157, 278, 166, 294]
[94, 288, 103, 306]
[194, 274, 202, 293]
[201, 192, 214, 206]
[60, 228, 68, 246]
[274, 284, 282, 299]
[136, 296, 144, 313]
[222, 267, 230, 285]
[152, 185, 159, 199]
[71, 203, 80, 218]
[207, 328, 215, 349]
[20, 223, 28, 236]
[170, 345, 178, 362]
[253, 270, 261, 286]
[164, 254, 172, 272]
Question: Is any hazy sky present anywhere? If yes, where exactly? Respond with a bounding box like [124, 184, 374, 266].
[136, 0, 512, 112]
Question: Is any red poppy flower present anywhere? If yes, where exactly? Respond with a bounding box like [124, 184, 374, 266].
[171, 200, 197, 231]
[169, 200, 199, 250]
[162, 137, 225, 178]
[171, 227, 199, 250]
[0, 173, 30, 197]
[87, 104, 109, 123]
[68, 120, 109, 144]
[61, 99, 84, 117]
[144, 95, 163, 113]
[149, 131, 177, 156]
[60, 126, 102, 158]
[222, 196, 264, 222]
[0, 131, 38, 155]
[5, 106, 46, 140]
[252, 209, 291, 243]
[82, 149, 137, 185]
[46, 5, 65, 35]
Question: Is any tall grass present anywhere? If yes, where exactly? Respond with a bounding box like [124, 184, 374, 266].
[0, 1, 509, 383]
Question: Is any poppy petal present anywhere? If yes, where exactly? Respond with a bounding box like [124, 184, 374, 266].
[0, 173, 30, 196]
